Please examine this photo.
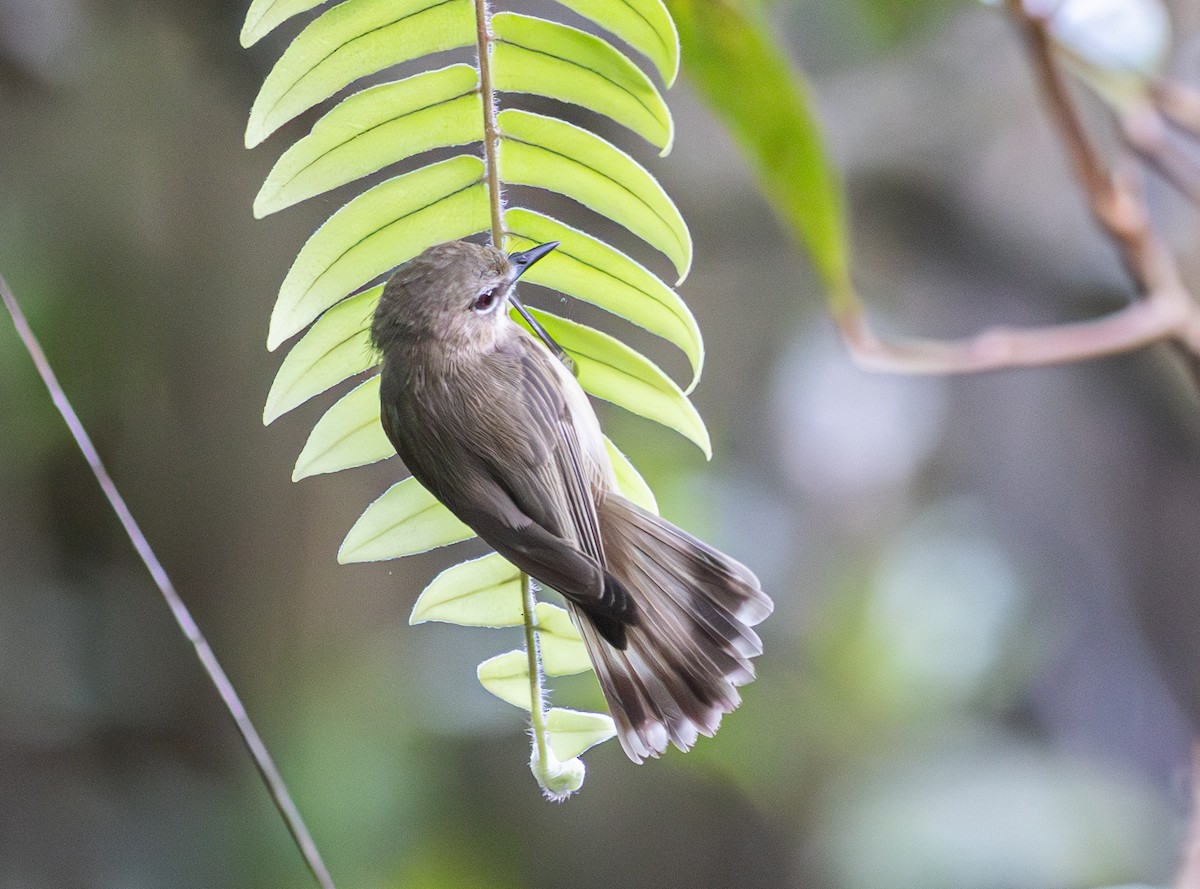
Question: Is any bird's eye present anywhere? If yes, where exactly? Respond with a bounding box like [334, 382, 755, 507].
[472, 287, 500, 313]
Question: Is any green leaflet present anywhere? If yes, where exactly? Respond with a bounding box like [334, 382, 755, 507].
[491, 13, 673, 153]
[604, 437, 658, 513]
[545, 708, 617, 759]
[474, 603, 591, 708]
[497, 110, 692, 282]
[246, 0, 476, 147]
[548, 0, 679, 86]
[504, 208, 702, 390]
[255, 66, 483, 217]
[411, 554, 524, 627]
[477, 650, 535, 709]
[241, 0, 325, 47]
[264, 286, 381, 424]
[667, 0, 854, 310]
[292, 375, 393, 481]
[339, 476, 474, 563]
[269, 155, 489, 350]
[518, 307, 711, 457]
[535, 603, 590, 675]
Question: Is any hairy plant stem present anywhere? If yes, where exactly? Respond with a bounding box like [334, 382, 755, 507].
[473, 0, 555, 791]
[0, 274, 336, 889]
[521, 573, 553, 781]
[474, 0, 505, 247]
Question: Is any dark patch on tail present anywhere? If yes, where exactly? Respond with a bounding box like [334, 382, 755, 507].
[575, 572, 636, 649]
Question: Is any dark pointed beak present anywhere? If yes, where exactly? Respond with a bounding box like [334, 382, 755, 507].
[508, 241, 560, 280]
[506, 242, 574, 371]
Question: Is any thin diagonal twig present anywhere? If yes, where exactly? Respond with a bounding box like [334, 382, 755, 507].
[0, 273, 336, 889]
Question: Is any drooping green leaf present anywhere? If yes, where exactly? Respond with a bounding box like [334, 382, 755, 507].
[339, 476, 474, 563]
[477, 650, 534, 709]
[504, 209, 702, 389]
[241, 0, 324, 47]
[491, 13, 673, 153]
[411, 554, 524, 627]
[545, 708, 617, 759]
[292, 374, 393, 480]
[604, 437, 658, 513]
[246, 0, 476, 147]
[269, 155, 489, 350]
[497, 110, 692, 281]
[549, 0, 679, 86]
[517, 307, 711, 457]
[535, 603, 590, 676]
[264, 286, 381, 424]
[255, 66, 483, 217]
[667, 0, 855, 309]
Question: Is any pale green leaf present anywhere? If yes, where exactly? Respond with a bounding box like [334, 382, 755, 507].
[411, 554, 523, 627]
[264, 286, 380, 424]
[604, 436, 658, 513]
[255, 65, 483, 217]
[545, 708, 617, 759]
[269, 155, 488, 350]
[504, 209, 702, 390]
[667, 0, 854, 310]
[491, 13, 672, 153]
[292, 374, 394, 481]
[246, 0, 475, 147]
[241, 0, 324, 47]
[497, 110, 691, 281]
[477, 650, 533, 710]
[338, 476, 474, 563]
[549, 0, 679, 86]
[517, 307, 711, 457]
[535, 603, 591, 676]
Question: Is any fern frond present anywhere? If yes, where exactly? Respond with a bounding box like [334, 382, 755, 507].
[245, 0, 695, 785]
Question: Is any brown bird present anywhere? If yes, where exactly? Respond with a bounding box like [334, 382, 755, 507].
[370, 240, 772, 762]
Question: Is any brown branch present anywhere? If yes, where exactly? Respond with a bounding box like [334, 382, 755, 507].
[838, 288, 1190, 374]
[838, 1, 1200, 376]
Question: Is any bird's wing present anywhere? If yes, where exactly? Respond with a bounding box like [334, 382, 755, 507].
[480, 336, 606, 564]
[378, 333, 608, 599]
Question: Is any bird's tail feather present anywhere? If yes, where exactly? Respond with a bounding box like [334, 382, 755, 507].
[572, 495, 772, 763]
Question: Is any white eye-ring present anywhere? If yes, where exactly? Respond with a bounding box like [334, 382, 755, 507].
[472, 286, 502, 314]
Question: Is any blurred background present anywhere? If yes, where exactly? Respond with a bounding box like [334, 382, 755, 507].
[3, 0, 1200, 886]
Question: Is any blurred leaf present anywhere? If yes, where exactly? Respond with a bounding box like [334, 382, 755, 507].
[411, 554, 524, 627]
[549, 0, 679, 84]
[339, 477, 473, 563]
[264, 286, 380, 424]
[667, 0, 855, 309]
[255, 66, 483, 217]
[292, 374, 393, 480]
[492, 13, 673, 152]
[520, 307, 712, 457]
[498, 109, 693, 281]
[269, 156, 489, 350]
[477, 649, 534, 709]
[504, 209, 703, 389]
[245, 0, 476, 146]
[535, 603, 591, 676]
[545, 707, 617, 759]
